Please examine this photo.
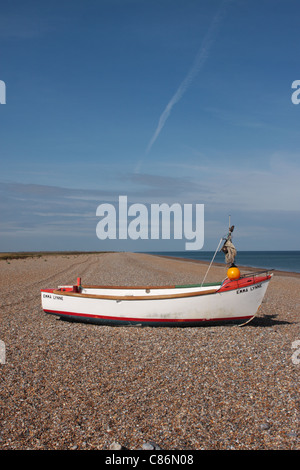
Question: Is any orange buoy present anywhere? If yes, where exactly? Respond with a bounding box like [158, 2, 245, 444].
[227, 266, 240, 280]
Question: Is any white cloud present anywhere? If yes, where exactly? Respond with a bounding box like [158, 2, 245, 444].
[136, 0, 232, 173]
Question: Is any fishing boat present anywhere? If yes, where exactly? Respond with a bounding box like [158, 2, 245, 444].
[40, 224, 273, 326]
[41, 270, 272, 326]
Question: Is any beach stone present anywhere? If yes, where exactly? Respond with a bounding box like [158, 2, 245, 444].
[142, 441, 162, 450]
[109, 441, 126, 450]
[260, 422, 271, 431]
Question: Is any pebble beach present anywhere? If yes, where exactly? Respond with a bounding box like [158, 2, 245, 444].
[0, 252, 299, 450]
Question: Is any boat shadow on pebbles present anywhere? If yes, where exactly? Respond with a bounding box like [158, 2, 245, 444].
[247, 313, 294, 328]
[55, 314, 287, 329]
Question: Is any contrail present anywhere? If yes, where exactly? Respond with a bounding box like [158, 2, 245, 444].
[135, 0, 231, 173]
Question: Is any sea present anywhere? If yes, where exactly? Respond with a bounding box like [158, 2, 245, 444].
[151, 251, 300, 273]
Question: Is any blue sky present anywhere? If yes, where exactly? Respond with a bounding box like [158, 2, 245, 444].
[1, 0, 300, 252]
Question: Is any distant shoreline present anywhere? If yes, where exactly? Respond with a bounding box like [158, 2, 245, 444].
[154, 253, 300, 279]
[1, 250, 300, 278]
[0, 251, 108, 260]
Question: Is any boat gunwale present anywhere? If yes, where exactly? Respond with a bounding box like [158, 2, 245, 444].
[79, 281, 221, 290]
[71, 270, 273, 291]
[51, 287, 219, 301]
[42, 271, 273, 302]
[49, 274, 272, 301]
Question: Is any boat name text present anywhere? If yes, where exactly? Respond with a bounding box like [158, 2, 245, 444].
[250, 283, 262, 291]
[237, 283, 262, 294]
[43, 293, 63, 300]
[236, 288, 248, 294]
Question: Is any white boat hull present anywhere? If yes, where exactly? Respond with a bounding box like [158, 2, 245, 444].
[41, 272, 272, 326]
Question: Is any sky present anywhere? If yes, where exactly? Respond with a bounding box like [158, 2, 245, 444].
[1, 0, 300, 252]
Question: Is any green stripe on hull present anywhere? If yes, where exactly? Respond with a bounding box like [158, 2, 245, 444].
[175, 282, 222, 288]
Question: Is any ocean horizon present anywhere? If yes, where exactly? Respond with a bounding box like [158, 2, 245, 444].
[150, 251, 300, 273]
[1, 249, 300, 274]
